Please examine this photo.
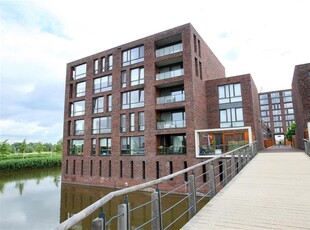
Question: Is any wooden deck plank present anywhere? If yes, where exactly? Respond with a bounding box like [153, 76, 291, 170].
[181, 147, 310, 230]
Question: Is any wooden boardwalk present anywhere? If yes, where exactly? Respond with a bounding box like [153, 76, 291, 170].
[181, 146, 310, 229]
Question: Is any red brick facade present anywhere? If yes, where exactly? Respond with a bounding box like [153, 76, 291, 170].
[62, 24, 263, 189]
[292, 63, 310, 149]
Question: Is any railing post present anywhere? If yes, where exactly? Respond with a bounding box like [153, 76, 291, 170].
[188, 173, 197, 219]
[222, 158, 228, 186]
[231, 152, 236, 178]
[237, 151, 242, 173]
[118, 197, 130, 230]
[209, 162, 216, 197]
[152, 189, 163, 230]
[91, 208, 106, 230]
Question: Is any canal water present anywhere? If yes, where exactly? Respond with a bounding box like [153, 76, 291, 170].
[0, 168, 208, 230]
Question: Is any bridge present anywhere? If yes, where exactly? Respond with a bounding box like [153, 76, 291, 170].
[182, 145, 310, 229]
[54, 141, 310, 230]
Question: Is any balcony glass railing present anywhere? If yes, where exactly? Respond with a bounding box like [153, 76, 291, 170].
[157, 94, 185, 104]
[157, 146, 186, 155]
[156, 43, 183, 57]
[156, 69, 184, 81]
[157, 120, 186, 129]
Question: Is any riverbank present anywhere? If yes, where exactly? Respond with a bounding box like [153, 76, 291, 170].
[0, 153, 62, 171]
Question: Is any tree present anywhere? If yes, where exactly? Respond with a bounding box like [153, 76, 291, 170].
[35, 142, 45, 153]
[53, 139, 63, 153]
[285, 123, 296, 142]
[19, 139, 27, 154]
[0, 140, 10, 155]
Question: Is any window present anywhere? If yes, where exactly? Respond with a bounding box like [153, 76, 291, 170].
[108, 55, 113, 70]
[272, 110, 281, 115]
[285, 115, 295, 120]
[130, 113, 135, 131]
[270, 92, 280, 98]
[274, 122, 283, 127]
[107, 95, 112, 111]
[122, 89, 144, 109]
[262, 117, 270, 122]
[94, 75, 112, 93]
[100, 138, 111, 155]
[283, 90, 291, 96]
[92, 116, 111, 134]
[218, 83, 242, 104]
[271, 98, 280, 104]
[272, 104, 281, 109]
[71, 101, 85, 116]
[139, 112, 145, 131]
[195, 58, 198, 76]
[121, 114, 126, 132]
[76, 82, 86, 97]
[260, 105, 269, 111]
[122, 46, 144, 66]
[199, 61, 202, 79]
[274, 128, 283, 133]
[283, 96, 292, 102]
[92, 139, 96, 155]
[121, 136, 145, 155]
[72, 63, 86, 80]
[158, 134, 186, 155]
[130, 67, 144, 86]
[198, 39, 201, 57]
[121, 71, 127, 88]
[93, 97, 104, 113]
[260, 99, 268, 105]
[69, 140, 84, 155]
[94, 59, 98, 74]
[260, 94, 268, 99]
[220, 108, 244, 127]
[101, 57, 106, 72]
[157, 110, 186, 129]
[284, 103, 293, 108]
[273, 116, 282, 121]
[261, 111, 269, 116]
[74, 120, 84, 135]
[193, 34, 197, 53]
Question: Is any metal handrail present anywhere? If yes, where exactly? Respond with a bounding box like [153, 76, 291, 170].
[54, 142, 257, 230]
[304, 139, 310, 156]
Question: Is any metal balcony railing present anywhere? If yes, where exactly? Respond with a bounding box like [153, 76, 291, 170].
[156, 69, 184, 81]
[157, 94, 185, 104]
[54, 142, 257, 230]
[155, 43, 183, 57]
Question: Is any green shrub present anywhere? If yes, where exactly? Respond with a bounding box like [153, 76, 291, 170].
[0, 155, 62, 171]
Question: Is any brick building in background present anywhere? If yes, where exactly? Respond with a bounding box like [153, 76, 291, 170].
[292, 63, 310, 149]
[62, 23, 263, 188]
[258, 89, 295, 146]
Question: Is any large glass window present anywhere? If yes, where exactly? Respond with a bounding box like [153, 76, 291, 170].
[93, 97, 104, 113]
[259, 94, 268, 99]
[121, 114, 126, 132]
[283, 96, 292, 102]
[139, 112, 145, 131]
[220, 108, 244, 127]
[274, 122, 283, 127]
[121, 136, 145, 155]
[158, 134, 186, 155]
[122, 89, 144, 109]
[130, 113, 135, 132]
[121, 71, 127, 88]
[218, 83, 242, 104]
[101, 57, 106, 72]
[284, 103, 293, 108]
[130, 67, 144, 86]
[69, 140, 84, 155]
[285, 115, 295, 120]
[157, 110, 186, 129]
[283, 90, 291, 96]
[272, 110, 281, 115]
[100, 138, 111, 155]
[74, 120, 84, 135]
[92, 116, 111, 134]
[260, 105, 269, 111]
[76, 82, 86, 97]
[71, 101, 85, 116]
[260, 99, 268, 105]
[72, 63, 87, 80]
[122, 46, 144, 66]
[262, 117, 270, 122]
[94, 75, 112, 93]
[271, 98, 280, 104]
[108, 55, 113, 70]
[270, 92, 280, 98]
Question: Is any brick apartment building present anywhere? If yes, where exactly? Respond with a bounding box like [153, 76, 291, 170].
[62, 23, 263, 188]
[258, 89, 295, 145]
[292, 63, 310, 149]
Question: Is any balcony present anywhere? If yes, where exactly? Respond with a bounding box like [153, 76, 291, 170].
[158, 146, 186, 155]
[157, 120, 186, 129]
[156, 43, 183, 57]
[156, 69, 184, 81]
[157, 93, 185, 104]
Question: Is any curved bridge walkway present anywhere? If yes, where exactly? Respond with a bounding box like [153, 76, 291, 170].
[182, 146, 310, 229]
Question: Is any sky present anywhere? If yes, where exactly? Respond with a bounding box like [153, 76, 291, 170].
[0, 0, 309, 144]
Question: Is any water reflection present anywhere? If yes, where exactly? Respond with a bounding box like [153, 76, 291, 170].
[0, 168, 61, 230]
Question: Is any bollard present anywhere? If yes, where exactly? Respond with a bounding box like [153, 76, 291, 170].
[151, 189, 163, 230]
[209, 162, 216, 197]
[188, 174, 197, 219]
